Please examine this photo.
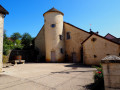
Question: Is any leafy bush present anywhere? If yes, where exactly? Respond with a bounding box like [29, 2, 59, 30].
[94, 64, 104, 82]
[3, 55, 9, 64]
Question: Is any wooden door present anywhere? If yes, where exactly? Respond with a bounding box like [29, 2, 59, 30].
[72, 52, 77, 63]
[51, 51, 56, 62]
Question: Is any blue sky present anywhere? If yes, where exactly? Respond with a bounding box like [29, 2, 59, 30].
[0, 0, 120, 38]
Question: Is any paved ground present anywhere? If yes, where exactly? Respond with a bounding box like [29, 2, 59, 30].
[0, 63, 96, 90]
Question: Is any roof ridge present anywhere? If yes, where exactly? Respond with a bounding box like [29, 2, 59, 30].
[64, 21, 90, 34]
[105, 33, 117, 39]
[82, 33, 120, 45]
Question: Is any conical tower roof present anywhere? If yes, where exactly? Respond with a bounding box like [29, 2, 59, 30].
[43, 7, 64, 16]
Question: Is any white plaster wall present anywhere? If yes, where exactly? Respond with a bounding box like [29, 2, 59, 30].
[44, 12, 64, 62]
[0, 13, 4, 72]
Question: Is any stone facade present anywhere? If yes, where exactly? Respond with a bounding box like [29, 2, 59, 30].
[0, 14, 4, 72]
[34, 8, 120, 64]
[44, 12, 65, 62]
[0, 5, 9, 72]
[82, 34, 120, 65]
[64, 22, 90, 62]
[35, 26, 45, 60]
[101, 55, 120, 90]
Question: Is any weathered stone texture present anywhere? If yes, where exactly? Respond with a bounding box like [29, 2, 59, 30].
[44, 12, 65, 62]
[64, 23, 90, 62]
[83, 34, 120, 65]
[0, 13, 4, 72]
[35, 26, 45, 60]
[102, 56, 120, 90]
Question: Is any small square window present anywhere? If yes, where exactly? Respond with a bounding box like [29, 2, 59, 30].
[51, 24, 56, 28]
[59, 35, 63, 40]
[60, 48, 64, 54]
[91, 38, 97, 42]
[66, 32, 71, 39]
[94, 55, 97, 58]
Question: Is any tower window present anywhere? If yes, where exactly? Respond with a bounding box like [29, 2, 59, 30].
[51, 24, 56, 28]
[59, 35, 63, 40]
[60, 48, 64, 54]
[66, 32, 71, 39]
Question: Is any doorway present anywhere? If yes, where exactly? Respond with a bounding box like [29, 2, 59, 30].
[51, 51, 56, 62]
[72, 52, 77, 63]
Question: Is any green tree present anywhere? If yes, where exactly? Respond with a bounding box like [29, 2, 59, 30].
[14, 39, 23, 49]
[21, 33, 32, 48]
[10, 32, 22, 41]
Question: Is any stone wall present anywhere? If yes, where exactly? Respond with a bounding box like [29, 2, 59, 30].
[0, 14, 4, 72]
[64, 22, 90, 62]
[35, 26, 45, 61]
[44, 12, 65, 62]
[101, 55, 120, 90]
[83, 34, 120, 65]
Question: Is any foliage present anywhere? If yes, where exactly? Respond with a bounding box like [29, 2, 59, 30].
[3, 31, 13, 55]
[10, 32, 22, 41]
[21, 33, 32, 48]
[3, 40, 13, 55]
[3, 31, 33, 55]
[94, 64, 104, 82]
[3, 31, 23, 55]
[14, 39, 23, 49]
[3, 55, 9, 64]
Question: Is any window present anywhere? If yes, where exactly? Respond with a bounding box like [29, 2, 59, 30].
[94, 55, 97, 58]
[91, 38, 97, 42]
[106, 54, 110, 56]
[60, 48, 64, 54]
[59, 35, 63, 40]
[51, 24, 56, 28]
[44, 19, 46, 22]
[66, 32, 71, 39]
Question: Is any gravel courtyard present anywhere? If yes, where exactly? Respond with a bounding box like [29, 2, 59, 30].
[0, 63, 96, 90]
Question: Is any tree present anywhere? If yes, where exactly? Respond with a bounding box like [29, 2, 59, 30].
[14, 39, 23, 49]
[10, 32, 22, 41]
[21, 33, 32, 48]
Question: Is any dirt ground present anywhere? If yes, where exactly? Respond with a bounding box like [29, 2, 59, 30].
[0, 63, 96, 90]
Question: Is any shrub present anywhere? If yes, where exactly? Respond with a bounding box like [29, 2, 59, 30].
[94, 64, 104, 82]
[3, 55, 9, 64]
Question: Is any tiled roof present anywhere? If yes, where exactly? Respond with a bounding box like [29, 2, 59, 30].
[43, 7, 64, 16]
[0, 5, 9, 15]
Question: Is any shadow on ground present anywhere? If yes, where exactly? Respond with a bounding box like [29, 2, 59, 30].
[51, 70, 95, 74]
[51, 63, 96, 74]
[64, 63, 92, 68]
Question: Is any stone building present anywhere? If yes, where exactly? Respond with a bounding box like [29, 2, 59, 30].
[35, 8, 120, 65]
[0, 5, 9, 71]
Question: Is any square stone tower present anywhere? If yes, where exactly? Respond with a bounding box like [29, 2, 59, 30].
[0, 5, 9, 72]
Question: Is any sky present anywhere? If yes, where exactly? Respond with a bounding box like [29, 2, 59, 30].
[0, 0, 120, 38]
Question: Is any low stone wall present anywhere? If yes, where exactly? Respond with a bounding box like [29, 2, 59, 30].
[101, 55, 120, 90]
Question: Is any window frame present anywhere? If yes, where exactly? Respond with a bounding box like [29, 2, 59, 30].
[66, 32, 71, 40]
